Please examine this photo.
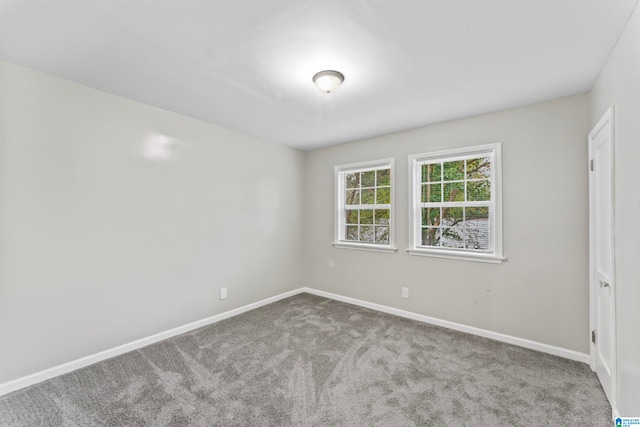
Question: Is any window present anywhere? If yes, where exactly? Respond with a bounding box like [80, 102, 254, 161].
[334, 158, 396, 252]
[408, 144, 503, 263]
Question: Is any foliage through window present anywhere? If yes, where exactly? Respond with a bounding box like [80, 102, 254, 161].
[409, 144, 503, 262]
[335, 159, 395, 252]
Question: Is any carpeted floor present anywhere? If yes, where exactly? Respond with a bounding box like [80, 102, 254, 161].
[0, 293, 610, 426]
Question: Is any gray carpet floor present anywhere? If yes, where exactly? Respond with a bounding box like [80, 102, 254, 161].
[0, 293, 611, 426]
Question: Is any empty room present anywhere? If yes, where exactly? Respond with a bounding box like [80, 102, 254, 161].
[1, 0, 639, 425]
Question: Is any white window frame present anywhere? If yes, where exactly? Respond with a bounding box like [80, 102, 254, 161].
[407, 143, 504, 263]
[334, 158, 397, 253]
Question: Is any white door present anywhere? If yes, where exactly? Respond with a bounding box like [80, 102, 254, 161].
[589, 107, 615, 406]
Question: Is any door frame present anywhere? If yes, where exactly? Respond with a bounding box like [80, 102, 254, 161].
[588, 106, 616, 411]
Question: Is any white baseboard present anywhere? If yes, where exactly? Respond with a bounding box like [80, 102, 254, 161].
[0, 286, 589, 397]
[0, 288, 302, 397]
[301, 287, 590, 364]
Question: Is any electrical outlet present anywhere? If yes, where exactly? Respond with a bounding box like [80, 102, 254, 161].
[220, 288, 227, 300]
[401, 287, 409, 299]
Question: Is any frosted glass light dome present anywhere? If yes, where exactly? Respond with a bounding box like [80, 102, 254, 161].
[313, 70, 344, 94]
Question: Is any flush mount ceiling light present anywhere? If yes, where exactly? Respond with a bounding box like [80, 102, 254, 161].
[313, 70, 344, 94]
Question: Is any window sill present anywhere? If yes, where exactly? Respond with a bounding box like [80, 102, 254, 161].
[333, 242, 398, 253]
[406, 248, 505, 264]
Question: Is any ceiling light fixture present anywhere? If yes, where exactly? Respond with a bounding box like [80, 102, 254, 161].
[313, 70, 344, 94]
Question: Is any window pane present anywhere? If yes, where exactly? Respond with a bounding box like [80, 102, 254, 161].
[346, 226, 358, 241]
[441, 207, 465, 248]
[360, 226, 374, 242]
[421, 183, 441, 203]
[375, 226, 389, 244]
[376, 187, 390, 204]
[442, 207, 463, 226]
[345, 209, 358, 225]
[346, 172, 360, 189]
[422, 207, 440, 226]
[466, 206, 489, 220]
[362, 171, 376, 187]
[376, 169, 391, 186]
[466, 157, 491, 180]
[443, 182, 464, 201]
[465, 207, 490, 250]
[443, 160, 464, 181]
[360, 209, 373, 224]
[346, 189, 359, 205]
[467, 180, 491, 201]
[441, 227, 465, 248]
[375, 209, 390, 225]
[421, 228, 440, 246]
[361, 188, 375, 204]
[422, 163, 441, 183]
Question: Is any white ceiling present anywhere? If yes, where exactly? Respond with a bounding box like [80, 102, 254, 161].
[0, 0, 637, 150]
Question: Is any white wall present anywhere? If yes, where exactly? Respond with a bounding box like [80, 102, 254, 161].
[303, 95, 590, 353]
[589, 3, 640, 416]
[0, 60, 304, 383]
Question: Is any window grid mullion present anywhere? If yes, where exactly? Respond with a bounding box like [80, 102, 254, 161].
[419, 201, 490, 208]
[345, 204, 391, 209]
